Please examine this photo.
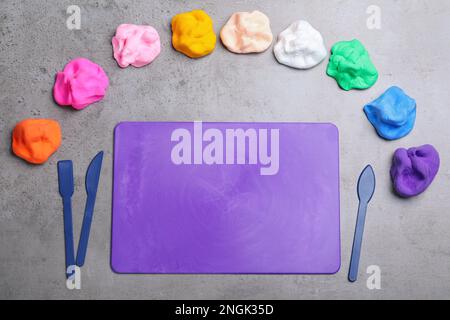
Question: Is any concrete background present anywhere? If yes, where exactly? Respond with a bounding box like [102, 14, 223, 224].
[1, 0, 449, 300]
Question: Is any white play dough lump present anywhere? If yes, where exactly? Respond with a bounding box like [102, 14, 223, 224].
[274, 20, 327, 69]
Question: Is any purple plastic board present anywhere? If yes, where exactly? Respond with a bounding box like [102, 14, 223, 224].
[112, 122, 340, 274]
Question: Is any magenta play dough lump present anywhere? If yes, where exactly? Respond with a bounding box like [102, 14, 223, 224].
[112, 24, 161, 68]
[53, 58, 109, 110]
[390, 145, 440, 198]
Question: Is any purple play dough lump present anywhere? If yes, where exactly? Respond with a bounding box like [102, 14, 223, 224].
[390, 145, 440, 198]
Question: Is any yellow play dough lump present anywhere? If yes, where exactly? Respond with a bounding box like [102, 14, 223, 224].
[171, 10, 217, 58]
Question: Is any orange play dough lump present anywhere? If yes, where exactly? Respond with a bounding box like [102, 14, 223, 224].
[12, 119, 62, 164]
[171, 10, 217, 58]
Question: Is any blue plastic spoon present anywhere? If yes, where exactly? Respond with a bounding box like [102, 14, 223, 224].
[348, 165, 376, 282]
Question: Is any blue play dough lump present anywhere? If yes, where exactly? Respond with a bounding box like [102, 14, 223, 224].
[364, 86, 416, 140]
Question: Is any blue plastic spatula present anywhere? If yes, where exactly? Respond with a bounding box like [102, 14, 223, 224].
[57, 160, 76, 272]
[348, 165, 376, 282]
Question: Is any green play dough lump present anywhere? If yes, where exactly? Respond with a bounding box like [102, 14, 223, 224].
[327, 39, 378, 91]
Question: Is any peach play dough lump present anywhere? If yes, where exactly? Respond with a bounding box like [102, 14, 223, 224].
[220, 10, 273, 54]
[53, 58, 109, 110]
[12, 119, 62, 164]
[112, 24, 161, 68]
[171, 10, 217, 58]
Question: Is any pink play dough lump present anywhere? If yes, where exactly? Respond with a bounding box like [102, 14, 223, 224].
[112, 24, 161, 68]
[53, 58, 109, 110]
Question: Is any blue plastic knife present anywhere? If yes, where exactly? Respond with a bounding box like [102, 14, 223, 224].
[76, 151, 104, 267]
[348, 165, 376, 282]
[57, 160, 76, 273]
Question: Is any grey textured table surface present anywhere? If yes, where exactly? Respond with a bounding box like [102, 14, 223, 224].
[1, 0, 450, 300]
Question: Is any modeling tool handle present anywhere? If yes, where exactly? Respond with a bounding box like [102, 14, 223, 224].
[76, 194, 96, 267]
[62, 196, 75, 270]
[348, 201, 368, 282]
